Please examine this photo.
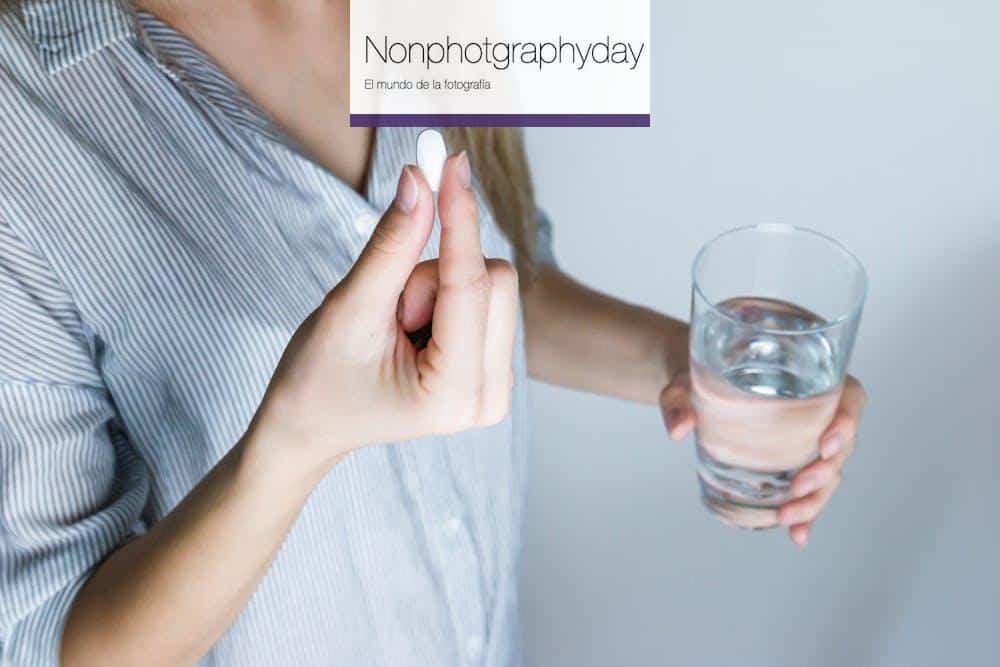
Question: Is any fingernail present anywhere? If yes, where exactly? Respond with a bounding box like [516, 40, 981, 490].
[456, 151, 472, 190]
[821, 434, 843, 459]
[394, 166, 418, 214]
[793, 532, 808, 549]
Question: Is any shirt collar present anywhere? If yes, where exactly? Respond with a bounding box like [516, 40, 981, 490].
[21, 0, 138, 74]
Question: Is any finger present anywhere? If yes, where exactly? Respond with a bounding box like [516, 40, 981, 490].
[659, 370, 695, 440]
[789, 522, 811, 549]
[789, 453, 846, 498]
[778, 474, 841, 526]
[426, 151, 489, 384]
[820, 376, 867, 459]
[436, 151, 486, 289]
[396, 260, 438, 351]
[399, 261, 438, 333]
[478, 259, 519, 426]
[344, 166, 434, 307]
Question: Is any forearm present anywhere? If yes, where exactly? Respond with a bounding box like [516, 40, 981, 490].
[523, 266, 688, 404]
[61, 422, 334, 667]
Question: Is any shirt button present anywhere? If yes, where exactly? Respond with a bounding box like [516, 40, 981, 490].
[465, 635, 483, 660]
[443, 516, 462, 538]
[353, 212, 378, 235]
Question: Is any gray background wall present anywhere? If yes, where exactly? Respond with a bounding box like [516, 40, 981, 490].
[520, 2, 1000, 665]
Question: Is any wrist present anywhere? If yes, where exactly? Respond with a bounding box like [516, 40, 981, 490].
[239, 407, 345, 496]
[647, 315, 689, 402]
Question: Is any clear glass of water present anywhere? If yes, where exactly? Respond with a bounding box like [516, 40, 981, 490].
[690, 224, 867, 529]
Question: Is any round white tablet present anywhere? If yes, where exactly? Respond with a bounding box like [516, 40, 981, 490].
[416, 128, 447, 192]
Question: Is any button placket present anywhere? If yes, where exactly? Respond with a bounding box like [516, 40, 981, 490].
[465, 634, 483, 661]
[408, 442, 487, 665]
[442, 514, 463, 539]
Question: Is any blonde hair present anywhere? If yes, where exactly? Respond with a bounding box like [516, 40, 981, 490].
[444, 128, 537, 278]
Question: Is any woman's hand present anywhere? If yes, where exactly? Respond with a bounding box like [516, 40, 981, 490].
[660, 372, 867, 547]
[253, 152, 518, 475]
[62, 152, 516, 667]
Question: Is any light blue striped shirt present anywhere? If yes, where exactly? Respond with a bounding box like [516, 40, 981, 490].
[0, 2, 554, 664]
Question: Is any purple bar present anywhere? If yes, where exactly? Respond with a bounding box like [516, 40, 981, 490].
[350, 114, 650, 128]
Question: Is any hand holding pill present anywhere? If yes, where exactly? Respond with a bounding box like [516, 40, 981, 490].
[255, 135, 517, 470]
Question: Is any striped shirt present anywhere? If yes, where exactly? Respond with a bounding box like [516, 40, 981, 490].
[0, 2, 554, 665]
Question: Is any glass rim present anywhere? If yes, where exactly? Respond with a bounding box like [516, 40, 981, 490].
[691, 223, 869, 336]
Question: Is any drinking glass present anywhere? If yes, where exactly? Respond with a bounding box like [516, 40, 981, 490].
[690, 224, 867, 529]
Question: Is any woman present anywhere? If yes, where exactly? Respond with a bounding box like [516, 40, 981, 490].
[0, 2, 866, 665]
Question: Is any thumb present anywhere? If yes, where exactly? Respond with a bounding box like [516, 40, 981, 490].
[660, 370, 696, 441]
[344, 165, 435, 305]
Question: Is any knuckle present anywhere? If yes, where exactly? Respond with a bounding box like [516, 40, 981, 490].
[443, 267, 492, 295]
[660, 383, 688, 404]
[802, 505, 822, 523]
[792, 496, 822, 519]
[471, 269, 493, 293]
[485, 259, 518, 290]
[366, 221, 409, 258]
[459, 270, 493, 302]
[797, 468, 821, 491]
[816, 460, 838, 480]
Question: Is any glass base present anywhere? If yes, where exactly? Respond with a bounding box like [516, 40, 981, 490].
[699, 480, 780, 530]
[696, 446, 802, 530]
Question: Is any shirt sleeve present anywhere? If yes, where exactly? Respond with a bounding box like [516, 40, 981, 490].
[533, 208, 558, 267]
[0, 220, 149, 665]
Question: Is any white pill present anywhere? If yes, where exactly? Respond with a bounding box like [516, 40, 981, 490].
[416, 128, 447, 192]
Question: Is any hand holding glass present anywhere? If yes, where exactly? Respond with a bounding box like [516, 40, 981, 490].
[688, 225, 867, 529]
